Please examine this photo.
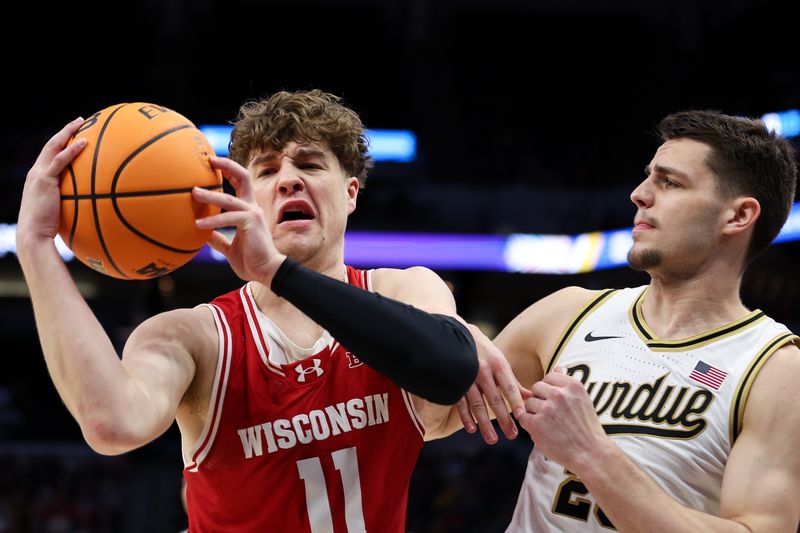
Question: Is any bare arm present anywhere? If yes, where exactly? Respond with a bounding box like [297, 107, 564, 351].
[19, 239, 207, 454]
[453, 286, 600, 444]
[16, 119, 208, 455]
[717, 343, 800, 531]
[520, 344, 800, 532]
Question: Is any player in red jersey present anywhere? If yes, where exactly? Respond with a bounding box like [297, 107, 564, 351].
[18, 90, 527, 531]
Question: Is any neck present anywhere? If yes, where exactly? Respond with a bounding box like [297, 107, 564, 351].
[643, 267, 748, 339]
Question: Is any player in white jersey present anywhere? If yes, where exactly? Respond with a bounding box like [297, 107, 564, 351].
[454, 110, 800, 532]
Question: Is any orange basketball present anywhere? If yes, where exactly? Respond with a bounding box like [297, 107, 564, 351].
[59, 103, 223, 280]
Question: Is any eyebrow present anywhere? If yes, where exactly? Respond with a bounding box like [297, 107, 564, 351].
[644, 164, 690, 180]
[250, 147, 328, 168]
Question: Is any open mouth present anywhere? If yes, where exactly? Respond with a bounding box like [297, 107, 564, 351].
[280, 210, 314, 222]
[278, 202, 316, 224]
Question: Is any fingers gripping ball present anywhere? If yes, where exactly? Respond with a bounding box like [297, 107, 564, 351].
[59, 103, 223, 279]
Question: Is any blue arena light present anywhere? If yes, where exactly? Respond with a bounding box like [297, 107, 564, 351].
[198, 125, 235, 157]
[198, 125, 417, 163]
[761, 109, 800, 138]
[363, 129, 417, 163]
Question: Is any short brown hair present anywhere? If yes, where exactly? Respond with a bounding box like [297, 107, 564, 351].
[658, 110, 797, 262]
[229, 89, 373, 186]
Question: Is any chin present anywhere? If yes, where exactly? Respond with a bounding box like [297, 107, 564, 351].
[627, 246, 662, 271]
[274, 237, 317, 263]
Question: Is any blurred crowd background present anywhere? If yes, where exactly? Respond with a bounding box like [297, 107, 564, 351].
[2, 0, 800, 531]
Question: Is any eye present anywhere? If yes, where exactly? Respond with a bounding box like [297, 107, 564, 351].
[663, 177, 679, 189]
[300, 163, 323, 170]
[257, 167, 276, 178]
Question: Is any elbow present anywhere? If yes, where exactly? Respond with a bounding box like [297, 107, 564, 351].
[79, 414, 143, 456]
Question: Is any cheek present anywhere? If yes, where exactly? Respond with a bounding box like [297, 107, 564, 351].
[679, 206, 721, 243]
[254, 188, 277, 217]
[252, 180, 272, 201]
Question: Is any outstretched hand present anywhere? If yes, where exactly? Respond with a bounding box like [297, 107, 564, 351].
[193, 156, 286, 285]
[455, 324, 533, 444]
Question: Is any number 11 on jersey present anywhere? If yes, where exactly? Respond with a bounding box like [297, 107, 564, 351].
[297, 447, 366, 533]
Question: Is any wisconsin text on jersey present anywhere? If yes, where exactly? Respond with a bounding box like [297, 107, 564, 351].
[567, 364, 712, 438]
[237, 393, 390, 458]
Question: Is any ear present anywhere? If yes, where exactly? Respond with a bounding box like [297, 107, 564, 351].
[721, 197, 760, 237]
[345, 176, 360, 215]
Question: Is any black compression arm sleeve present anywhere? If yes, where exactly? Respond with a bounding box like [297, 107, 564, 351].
[270, 258, 478, 405]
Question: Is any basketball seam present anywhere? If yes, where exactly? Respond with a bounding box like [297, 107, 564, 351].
[60, 183, 223, 201]
[110, 124, 206, 254]
[92, 104, 129, 278]
[66, 164, 79, 249]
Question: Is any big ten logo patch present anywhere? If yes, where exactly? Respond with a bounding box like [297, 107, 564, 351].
[345, 352, 363, 369]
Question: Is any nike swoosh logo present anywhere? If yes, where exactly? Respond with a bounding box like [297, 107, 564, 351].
[584, 331, 623, 342]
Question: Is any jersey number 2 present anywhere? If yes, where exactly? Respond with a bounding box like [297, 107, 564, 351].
[296, 447, 366, 533]
[553, 471, 615, 529]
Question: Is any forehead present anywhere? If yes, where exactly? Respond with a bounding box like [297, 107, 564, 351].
[650, 138, 714, 180]
[248, 141, 336, 167]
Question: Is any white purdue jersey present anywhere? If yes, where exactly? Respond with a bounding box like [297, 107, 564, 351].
[508, 286, 797, 532]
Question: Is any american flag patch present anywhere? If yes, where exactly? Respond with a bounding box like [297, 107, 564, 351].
[689, 360, 728, 390]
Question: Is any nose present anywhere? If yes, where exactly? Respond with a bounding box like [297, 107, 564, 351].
[630, 178, 654, 208]
[276, 167, 305, 195]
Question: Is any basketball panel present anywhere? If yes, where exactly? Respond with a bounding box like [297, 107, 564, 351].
[60, 104, 126, 197]
[61, 103, 198, 196]
[62, 199, 120, 278]
[113, 192, 216, 251]
[112, 127, 222, 194]
[110, 242, 194, 280]
[93, 199, 199, 279]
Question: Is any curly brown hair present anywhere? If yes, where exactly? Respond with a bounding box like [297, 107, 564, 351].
[228, 89, 373, 186]
[658, 110, 798, 263]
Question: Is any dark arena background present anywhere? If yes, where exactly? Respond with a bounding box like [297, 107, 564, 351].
[2, 0, 800, 531]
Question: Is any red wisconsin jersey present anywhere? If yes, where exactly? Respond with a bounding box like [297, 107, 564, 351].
[184, 266, 425, 532]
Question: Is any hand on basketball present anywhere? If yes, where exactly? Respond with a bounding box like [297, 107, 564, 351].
[17, 117, 87, 247]
[455, 325, 532, 444]
[193, 157, 287, 285]
[517, 367, 608, 471]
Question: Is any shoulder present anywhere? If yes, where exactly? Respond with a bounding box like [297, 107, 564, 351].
[370, 266, 443, 289]
[742, 340, 800, 429]
[128, 306, 219, 359]
[494, 286, 606, 378]
[369, 266, 451, 297]
[135, 305, 217, 332]
[369, 266, 455, 315]
[748, 340, 800, 397]
[538, 285, 606, 314]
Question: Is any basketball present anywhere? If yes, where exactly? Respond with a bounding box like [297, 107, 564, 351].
[59, 103, 223, 280]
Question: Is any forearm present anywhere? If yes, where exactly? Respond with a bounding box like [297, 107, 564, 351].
[578, 442, 750, 532]
[271, 258, 478, 404]
[17, 241, 148, 451]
